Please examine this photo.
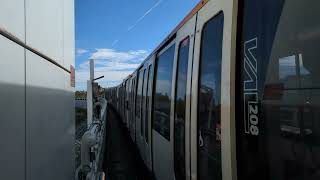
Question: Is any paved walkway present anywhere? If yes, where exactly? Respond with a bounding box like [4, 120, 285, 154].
[103, 106, 153, 180]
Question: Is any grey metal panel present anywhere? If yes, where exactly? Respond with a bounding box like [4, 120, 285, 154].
[152, 131, 174, 180]
[0, 0, 25, 40]
[0, 35, 25, 180]
[64, 71, 75, 176]
[26, 51, 74, 180]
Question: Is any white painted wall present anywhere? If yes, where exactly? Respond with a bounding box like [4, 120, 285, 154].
[0, 0, 75, 180]
[25, 0, 64, 63]
[26, 51, 74, 180]
[0, 34, 25, 180]
[63, 0, 75, 69]
[0, 0, 25, 40]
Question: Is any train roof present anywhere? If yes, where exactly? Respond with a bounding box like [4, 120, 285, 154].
[121, 0, 209, 83]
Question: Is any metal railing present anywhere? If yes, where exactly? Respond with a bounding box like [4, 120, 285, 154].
[76, 98, 107, 180]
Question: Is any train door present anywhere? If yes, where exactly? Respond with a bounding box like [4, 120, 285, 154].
[121, 83, 124, 121]
[191, 0, 238, 179]
[131, 74, 138, 142]
[119, 85, 122, 114]
[126, 79, 131, 128]
[122, 82, 126, 121]
[152, 40, 176, 180]
[141, 67, 149, 161]
[123, 82, 126, 121]
[136, 69, 145, 152]
[172, 14, 196, 180]
[121, 84, 124, 119]
[116, 87, 119, 110]
[236, 1, 320, 180]
[144, 62, 154, 171]
[124, 83, 127, 120]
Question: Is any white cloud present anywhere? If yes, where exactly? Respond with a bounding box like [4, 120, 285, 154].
[76, 48, 148, 90]
[90, 48, 147, 62]
[76, 48, 89, 56]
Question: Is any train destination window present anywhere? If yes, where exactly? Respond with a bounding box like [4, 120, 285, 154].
[153, 44, 175, 140]
[145, 65, 153, 143]
[198, 12, 223, 180]
[237, 0, 320, 180]
[174, 37, 190, 180]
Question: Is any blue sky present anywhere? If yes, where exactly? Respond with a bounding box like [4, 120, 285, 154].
[75, 0, 200, 90]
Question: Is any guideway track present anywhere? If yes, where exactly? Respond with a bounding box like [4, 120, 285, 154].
[103, 105, 154, 180]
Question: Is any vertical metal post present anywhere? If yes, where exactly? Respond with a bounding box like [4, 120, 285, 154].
[87, 59, 94, 126]
[90, 59, 94, 82]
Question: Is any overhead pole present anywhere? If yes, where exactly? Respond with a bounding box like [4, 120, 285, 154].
[87, 59, 94, 126]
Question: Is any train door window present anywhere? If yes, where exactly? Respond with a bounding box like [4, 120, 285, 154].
[137, 71, 145, 120]
[128, 79, 131, 110]
[153, 44, 175, 140]
[124, 82, 126, 111]
[136, 73, 143, 119]
[126, 80, 128, 110]
[134, 78, 136, 108]
[132, 77, 136, 131]
[141, 68, 147, 137]
[174, 37, 190, 180]
[145, 65, 153, 143]
[129, 79, 132, 123]
[237, 1, 320, 180]
[132, 76, 139, 128]
[124, 84, 126, 115]
[122, 84, 125, 114]
[119, 86, 122, 111]
[119, 84, 123, 111]
[131, 78, 134, 111]
[197, 12, 223, 180]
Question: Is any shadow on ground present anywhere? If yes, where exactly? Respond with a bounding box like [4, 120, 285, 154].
[103, 106, 154, 180]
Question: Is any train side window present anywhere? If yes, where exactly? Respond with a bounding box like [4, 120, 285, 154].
[141, 68, 148, 137]
[174, 37, 190, 180]
[198, 12, 223, 180]
[153, 44, 175, 140]
[145, 65, 153, 143]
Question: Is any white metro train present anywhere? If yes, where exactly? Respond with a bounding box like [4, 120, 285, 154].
[106, 0, 320, 179]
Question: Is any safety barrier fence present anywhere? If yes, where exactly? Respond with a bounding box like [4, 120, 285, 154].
[76, 98, 107, 180]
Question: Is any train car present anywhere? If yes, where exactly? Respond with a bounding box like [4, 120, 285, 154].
[106, 0, 320, 180]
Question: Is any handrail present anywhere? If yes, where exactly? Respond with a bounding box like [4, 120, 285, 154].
[76, 98, 108, 180]
[0, 26, 71, 73]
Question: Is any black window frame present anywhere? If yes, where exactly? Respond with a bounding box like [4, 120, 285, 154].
[173, 36, 190, 180]
[141, 68, 147, 137]
[152, 42, 176, 140]
[145, 64, 153, 143]
[197, 11, 224, 180]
